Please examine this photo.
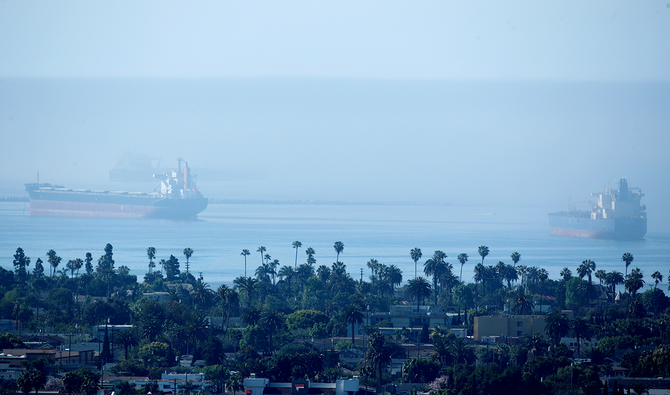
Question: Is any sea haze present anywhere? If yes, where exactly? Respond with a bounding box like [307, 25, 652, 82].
[1, 201, 667, 291]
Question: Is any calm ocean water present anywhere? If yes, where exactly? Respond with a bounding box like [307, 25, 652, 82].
[1, 201, 668, 290]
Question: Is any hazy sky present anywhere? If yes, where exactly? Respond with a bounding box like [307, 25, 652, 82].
[1, 1, 669, 80]
[1, 1, 669, 230]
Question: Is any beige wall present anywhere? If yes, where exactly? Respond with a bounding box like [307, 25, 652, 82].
[474, 315, 546, 341]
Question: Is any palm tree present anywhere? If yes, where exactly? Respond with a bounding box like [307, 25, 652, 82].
[305, 247, 316, 266]
[406, 277, 431, 311]
[457, 253, 468, 282]
[260, 310, 285, 351]
[577, 259, 596, 284]
[256, 246, 266, 266]
[622, 252, 634, 277]
[605, 270, 625, 297]
[560, 267, 572, 282]
[367, 258, 380, 278]
[341, 304, 365, 345]
[510, 289, 534, 315]
[424, 250, 447, 305]
[410, 248, 423, 279]
[241, 306, 262, 326]
[46, 249, 61, 278]
[233, 276, 258, 307]
[595, 269, 607, 295]
[183, 248, 194, 274]
[450, 338, 477, 366]
[625, 268, 645, 296]
[216, 285, 239, 328]
[510, 252, 521, 266]
[651, 271, 663, 289]
[569, 318, 590, 357]
[240, 249, 250, 277]
[517, 265, 528, 288]
[147, 247, 156, 273]
[277, 265, 296, 288]
[478, 246, 489, 264]
[544, 310, 569, 344]
[114, 329, 138, 360]
[366, 332, 393, 388]
[292, 241, 302, 269]
[334, 241, 344, 263]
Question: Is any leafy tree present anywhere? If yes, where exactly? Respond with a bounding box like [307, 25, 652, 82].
[402, 357, 441, 383]
[13, 247, 31, 281]
[18, 368, 46, 395]
[63, 368, 99, 395]
[33, 257, 45, 278]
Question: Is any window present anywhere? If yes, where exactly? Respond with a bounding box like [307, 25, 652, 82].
[517, 331, 523, 336]
[517, 321, 523, 327]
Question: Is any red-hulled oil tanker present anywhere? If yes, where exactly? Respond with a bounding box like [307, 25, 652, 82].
[25, 159, 208, 219]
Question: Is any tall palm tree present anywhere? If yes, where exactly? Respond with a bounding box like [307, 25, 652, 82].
[183, 248, 194, 274]
[367, 258, 380, 278]
[305, 247, 316, 266]
[240, 249, 251, 277]
[260, 310, 285, 351]
[341, 304, 365, 345]
[569, 318, 590, 357]
[406, 277, 431, 311]
[114, 329, 138, 360]
[256, 246, 266, 266]
[410, 248, 423, 279]
[510, 252, 521, 266]
[334, 241, 345, 263]
[478, 246, 489, 264]
[622, 252, 634, 277]
[292, 241, 302, 269]
[517, 265, 528, 288]
[651, 271, 663, 289]
[216, 285, 239, 328]
[625, 268, 645, 296]
[457, 253, 468, 283]
[424, 251, 447, 305]
[366, 332, 393, 388]
[595, 270, 607, 295]
[147, 247, 156, 273]
[46, 249, 61, 278]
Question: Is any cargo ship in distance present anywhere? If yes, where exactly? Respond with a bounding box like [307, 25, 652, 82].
[25, 159, 208, 219]
[548, 178, 646, 239]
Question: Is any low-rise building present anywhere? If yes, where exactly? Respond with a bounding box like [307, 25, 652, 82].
[473, 315, 547, 341]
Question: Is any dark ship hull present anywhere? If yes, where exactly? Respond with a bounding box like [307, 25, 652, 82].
[548, 211, 647, 239]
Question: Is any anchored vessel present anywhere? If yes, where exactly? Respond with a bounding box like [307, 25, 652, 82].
[26, 160, 208, 219]
[548, 178, 646, 239]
